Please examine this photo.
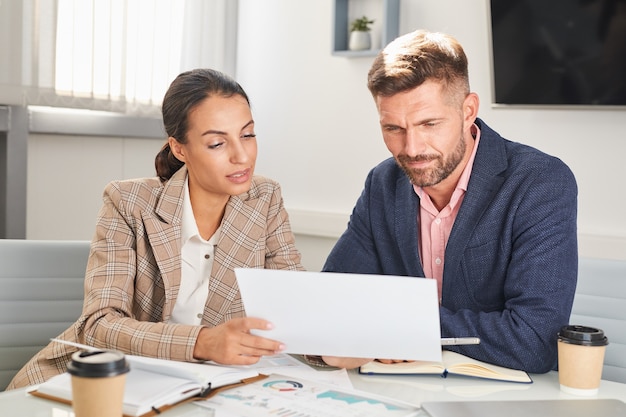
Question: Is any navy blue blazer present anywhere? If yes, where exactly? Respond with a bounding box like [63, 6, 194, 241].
[323, 118, 578, 373]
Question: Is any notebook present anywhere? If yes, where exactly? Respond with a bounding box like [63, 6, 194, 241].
[31, 354, 262, 417]
[359, 350, 532, 383]
[421, 399, 626, 417]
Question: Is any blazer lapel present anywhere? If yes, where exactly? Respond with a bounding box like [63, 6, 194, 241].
[203, 183, 264, 326]
[142, 167, 186, 320]
[395, 174, 424, 276]
[444, 121, 507, 280]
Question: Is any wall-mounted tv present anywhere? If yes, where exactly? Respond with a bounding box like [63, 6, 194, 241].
[489, 0, 626, 107]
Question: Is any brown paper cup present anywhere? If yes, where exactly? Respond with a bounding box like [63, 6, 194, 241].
[557, 325, 608, 396]
[71, 373, 127, 417]
[67, 350, 130, 417]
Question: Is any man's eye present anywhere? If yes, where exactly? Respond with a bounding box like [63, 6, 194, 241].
[242, 133, 257, 139]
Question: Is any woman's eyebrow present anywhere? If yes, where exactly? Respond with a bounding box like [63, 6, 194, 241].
[201, 120, 254, 136]
[201, 129, 226, 136]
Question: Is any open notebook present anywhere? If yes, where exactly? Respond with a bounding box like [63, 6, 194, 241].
[359, 350, 532, 383]
[31, 354, 262, 417]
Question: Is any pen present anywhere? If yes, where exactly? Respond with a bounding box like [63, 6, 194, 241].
[50, 338, 101, 352]
[440, 337, 480, 346]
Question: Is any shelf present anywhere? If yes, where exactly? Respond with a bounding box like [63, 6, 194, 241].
[332, 0, 400, 57]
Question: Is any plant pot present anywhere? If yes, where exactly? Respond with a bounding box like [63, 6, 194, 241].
[349, 31, 371, 51]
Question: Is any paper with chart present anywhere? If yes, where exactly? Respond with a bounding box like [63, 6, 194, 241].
[235, 269, 442, 362]
[196, 373, 420, 417]
[244, 353, 353, 388]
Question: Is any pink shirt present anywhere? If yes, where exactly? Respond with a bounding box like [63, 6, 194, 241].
[413, 124, 480, 302]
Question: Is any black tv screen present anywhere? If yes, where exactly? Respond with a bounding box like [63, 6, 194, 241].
[489, 0, 626, 106]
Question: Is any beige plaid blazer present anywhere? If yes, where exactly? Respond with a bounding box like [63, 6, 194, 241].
[8, 167, 303, 389]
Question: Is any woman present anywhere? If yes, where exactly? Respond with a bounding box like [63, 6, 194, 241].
[7, 68, 304, 389]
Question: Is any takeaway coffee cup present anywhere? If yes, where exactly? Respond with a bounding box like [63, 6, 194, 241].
[67, 350, 130, 417]
[557, 325, 608, 396]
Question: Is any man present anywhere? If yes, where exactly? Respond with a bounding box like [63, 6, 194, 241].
[321, 30, 578, 373]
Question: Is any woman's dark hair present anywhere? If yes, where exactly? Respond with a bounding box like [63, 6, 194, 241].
[155, 68, 250, 181]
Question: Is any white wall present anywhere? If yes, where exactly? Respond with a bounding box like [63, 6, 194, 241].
[25, 131, 335, 271]
[24, 0, 626, 272]
[26, 134, 164, 241]
[236, 0, 626, 264]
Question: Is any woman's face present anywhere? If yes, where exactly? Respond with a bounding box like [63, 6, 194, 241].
[170, 94, 257, 200]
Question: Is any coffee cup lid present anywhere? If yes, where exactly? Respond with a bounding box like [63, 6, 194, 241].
[558, 325, 609, 347]
[67, 350, 130, 378]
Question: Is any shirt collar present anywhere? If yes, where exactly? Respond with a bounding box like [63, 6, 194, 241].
[455, 123, 481, 193]
[181, 175, 198, 246]
[181, 176, 222, 245]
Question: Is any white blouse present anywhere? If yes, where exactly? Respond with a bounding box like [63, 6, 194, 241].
[169, 177, 220, 325]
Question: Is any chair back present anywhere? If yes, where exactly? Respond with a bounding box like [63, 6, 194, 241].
[570, 258, 626, 384]
[0, 239, 90, 390]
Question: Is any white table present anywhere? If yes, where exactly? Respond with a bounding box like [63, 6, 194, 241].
[1, 370, 625, 416]
[349, 370, 626, 407]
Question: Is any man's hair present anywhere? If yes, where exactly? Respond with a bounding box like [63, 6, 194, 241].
[367, 30, 470, 103]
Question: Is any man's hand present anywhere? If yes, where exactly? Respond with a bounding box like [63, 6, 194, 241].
[322, 356, 413, 368]
[375, 359, 412, 364]
[193, 317, 284, 365]
[321, 356, 373, 369]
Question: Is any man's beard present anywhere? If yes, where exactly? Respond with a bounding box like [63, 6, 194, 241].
[396, 136, 466, 187]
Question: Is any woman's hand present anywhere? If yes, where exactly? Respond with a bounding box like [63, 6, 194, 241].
[193, 317, 284, 365]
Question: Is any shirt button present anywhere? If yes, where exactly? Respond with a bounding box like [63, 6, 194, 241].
[204, 254, 210, 259]
[197, 313, 203, 319]
[435, 258, 442, 265]
[435, 218, 442, 225]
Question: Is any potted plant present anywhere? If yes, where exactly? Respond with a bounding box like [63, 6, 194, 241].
[349, 16, 374, 51]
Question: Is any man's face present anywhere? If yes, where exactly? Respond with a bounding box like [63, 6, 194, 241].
[375, 80, 474, 189]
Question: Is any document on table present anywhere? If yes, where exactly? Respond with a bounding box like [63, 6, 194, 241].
[196, 373, 421, 417]
[244, 353, 353, 388]
[235, 268, 442, 362]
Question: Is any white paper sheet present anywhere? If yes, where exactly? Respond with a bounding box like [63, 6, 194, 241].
[196, 373, 421, 417]
[240, 353, 354, 388]
[235, 269, 442, 362]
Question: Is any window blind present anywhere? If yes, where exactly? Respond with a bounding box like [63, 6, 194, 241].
[0, 0, 237, 117]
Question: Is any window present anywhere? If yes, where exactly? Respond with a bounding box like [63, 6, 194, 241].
[0, 0, 237, 116]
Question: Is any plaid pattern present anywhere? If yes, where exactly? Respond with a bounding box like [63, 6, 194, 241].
[7, 166, 303, 389]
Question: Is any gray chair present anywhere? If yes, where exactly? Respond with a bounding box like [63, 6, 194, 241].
[0, 239, 90, 390]
[570, 258, 626, 384]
